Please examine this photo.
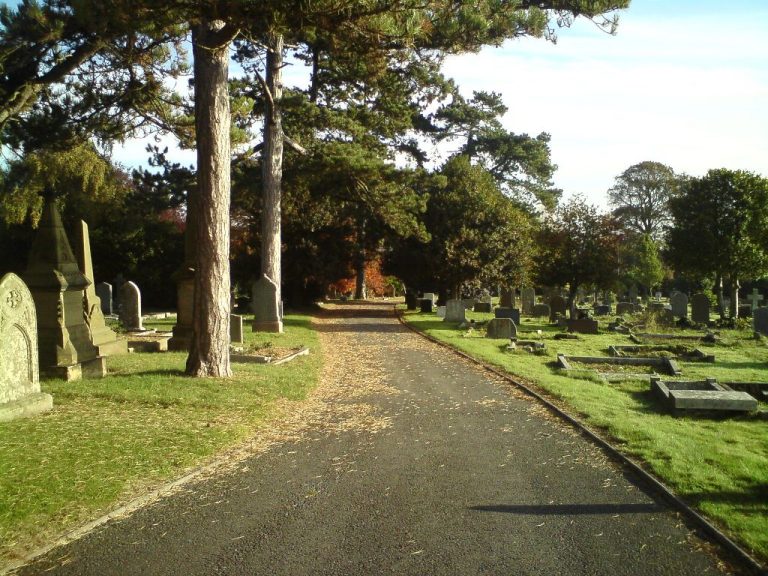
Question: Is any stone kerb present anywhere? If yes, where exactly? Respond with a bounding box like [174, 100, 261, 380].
[0, 273, 53, 421]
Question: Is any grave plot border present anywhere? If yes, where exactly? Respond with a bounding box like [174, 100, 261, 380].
[651, 377, 758, 412]
[608, 345, 714, 363]
[630, 332, 715, 344]
[557, 353, 681, 380]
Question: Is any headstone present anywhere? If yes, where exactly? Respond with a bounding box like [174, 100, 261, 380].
[0, 273, 53, 421]
[436, 306, 446, 319]
[628, 285, 638, 303]
[74, 221, 126, 356]
[23, 196, 105, 380]
[420, 298, 433, 313]
[473, 302, 492, 313]
[615, 302, 633, 315]
[444, 299, 465, 323]
[252, 274, 283, 333]
[549, 295, 567, 321]
[168, 267, 195, 351]
[494, 307, 521, 325]
[499, 288, 514, 308]
[746, 288, 764, 311]
[532, 303, 550, 318]
[603, 291, 615, 305]
[230, 313, 244, 344]
[486, 318, 517, 339]
[670, 292, 688, 319]
[567, 318, 599, 335]
[423, 292, 437, 306]
[521, 288, 535, 316]
[753, 307, 768, 336]
[594, 304, 611, 316]
[119, 281, 145, 331]
[690, 293, 710, 324]
[96, 282, 113, 315]
[405, 292, 418, 311]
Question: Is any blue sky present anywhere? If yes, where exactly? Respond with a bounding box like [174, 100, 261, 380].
[64, 1, 768, 208]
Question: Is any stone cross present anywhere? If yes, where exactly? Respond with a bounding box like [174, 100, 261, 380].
[746, 288, 764, 311]
[0, 273, 53, 421]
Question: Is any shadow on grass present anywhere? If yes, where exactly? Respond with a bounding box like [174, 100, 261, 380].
[683, 484, 768, 507]
[470, 502, 663, 515]
[707, 361, 768, 372]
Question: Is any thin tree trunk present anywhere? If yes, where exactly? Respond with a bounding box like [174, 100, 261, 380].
[716, 275, 725, 319]
[731, 278, 740, 318]
[261, 32, 284, 311]
[354, 216, 367, 300]
[185, 18, 232, 377]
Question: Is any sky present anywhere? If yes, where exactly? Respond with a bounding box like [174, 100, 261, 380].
[110, 0, 768, 209]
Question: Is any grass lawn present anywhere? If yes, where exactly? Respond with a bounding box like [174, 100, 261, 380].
[0, 313, 321, 565]
[403, 308, 768, 564]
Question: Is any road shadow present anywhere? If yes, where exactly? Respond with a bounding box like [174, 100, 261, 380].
[470, 503, 663, 515]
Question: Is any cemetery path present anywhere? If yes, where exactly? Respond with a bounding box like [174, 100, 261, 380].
[17, 302, 731, 576]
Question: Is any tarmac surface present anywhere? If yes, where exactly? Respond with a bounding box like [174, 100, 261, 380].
[16, 303, 731, 575]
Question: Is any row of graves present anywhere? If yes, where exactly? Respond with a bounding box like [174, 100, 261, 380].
[412, 287, 766, 416]
[1, 197, 291, 423]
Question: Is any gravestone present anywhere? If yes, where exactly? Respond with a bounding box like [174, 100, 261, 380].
[167, 267, 195, 351]
[746, 288, 764, 311]
[628, 285, 638, 303]
[444, 299, 465, 323]
[521, 288, 535, 316]
[405, 292, 418, 311]
[420, 299, 433, 313]
[494, 307, 521, 325]
[753, 307, 768, 336]
[230, 313, 244, 344]
[74, 221, 126, 356]
[96, 282, 113, 315]
[0, 273, 53, 421]
[252, 274, 283, 333]
[473, 302, 492, 313]
[436, 306, 446, 319]
[23, 196, 105, 380]
[422, 292, 437, 306]
[549, 295, 567, 322]
[486, 318, 517, 339]
[499, 288, 515, 308]
[615, 302, 633, 315]
[567, 318, 599, 335]
[690, 293, 710, 324]
[594, 304, 611, 316]
[532, 303, 550, 318]
[670, 292, 688, 319]
[119, 281, 145, 331]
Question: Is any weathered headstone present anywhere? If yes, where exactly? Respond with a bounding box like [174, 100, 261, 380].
[499, 288, 515, 308]
[405, 292, 418, 311]
[532, 303, 550, 318]
[690, 293, 710, 324]
[747, 288, 764, 311]
[74, 221, 126, 356]
[0, 273, 53, 421]
[252, 274, 283, 333]
[486, 318, 517, 339]
[422, 292, 437, 306]
[549, 295, 567, 322]
[494, 307, 521, 325]
[168, 267, 194, 351]
[670, 292, 688, 319]
[230, 313, 244, 344]
[594, 304, 611, 316]
[615, 302, 633, 315]
[473, 302, 492, 313]
[444, 299, 465, 323]
[753, 307, 768, 336]
[521, 287, 535, 316]
[96, 282, 113, 315]
[436, 306, 446, 319]
[23, 196, 105, 380]
[420, 298, 433, 313]
[567, 318, 599, 335]
[119, 281, 145, 331]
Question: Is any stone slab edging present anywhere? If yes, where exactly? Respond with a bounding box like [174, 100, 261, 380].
[397, 309, 766, 576]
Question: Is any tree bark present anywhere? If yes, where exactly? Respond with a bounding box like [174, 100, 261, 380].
[716, 275, 726, 319]
[354, 216, 367, 300]
[730, 278, 740, 319]
[261, 32, 284, 309]
[185, 18, 232, 377]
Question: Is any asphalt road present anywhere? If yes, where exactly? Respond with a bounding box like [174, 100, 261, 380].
[16, 303, 731, 575]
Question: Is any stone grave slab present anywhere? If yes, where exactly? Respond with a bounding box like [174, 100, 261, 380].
[567, 318, 598, 334]
[494, 307, 520, 325]
[651, 378, 757, 412]
[473, 302, 492, 313]
[0, 273, 53, 421]
[558, 353, 681, 380]
[690, 293, 710, 324]
[230, 313, 244, 344]
[444, 299, 465, 323]
[549, 295, 567, 321]
[608, 344, 714, 362]
[96, 282, 113, 315]
[405, 292, 418, 311]
[252, 274, 283, 333]
[436, 306, 446, 319]
[670, 292, 688, 318]
[486, 318, 516, 339]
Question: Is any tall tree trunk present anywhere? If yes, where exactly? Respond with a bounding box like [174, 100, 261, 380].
[185, 18, 232, 377]
[730, 277, 740, 318]
[715, 275, 725, 319]
[261, 32, 284, 311]
[354, 216, 367, 300]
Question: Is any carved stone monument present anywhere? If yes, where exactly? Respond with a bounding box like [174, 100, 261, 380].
[0, 273, 53, 421]
[74, 221, 126, 356]
[23, 195, 106, 380]
[252, 274, 283, 333]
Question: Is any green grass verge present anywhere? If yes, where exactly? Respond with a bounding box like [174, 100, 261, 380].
[403, 308, 768, 563]
[0, 313, 321, 564]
